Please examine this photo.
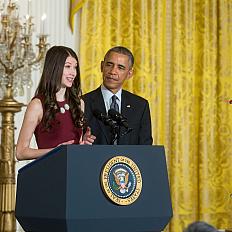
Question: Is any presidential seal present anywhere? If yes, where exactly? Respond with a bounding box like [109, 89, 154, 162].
[101, 156, 142, 205]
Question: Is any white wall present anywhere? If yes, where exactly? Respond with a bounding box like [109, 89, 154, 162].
[12, 0, 79, 231]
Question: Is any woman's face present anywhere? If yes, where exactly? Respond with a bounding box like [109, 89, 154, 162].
[61, 56, 77, 88]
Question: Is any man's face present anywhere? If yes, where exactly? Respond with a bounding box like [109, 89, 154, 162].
[101, 51, 133, 93]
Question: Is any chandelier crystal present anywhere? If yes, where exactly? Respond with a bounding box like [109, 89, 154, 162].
[0, 0, 48, 97]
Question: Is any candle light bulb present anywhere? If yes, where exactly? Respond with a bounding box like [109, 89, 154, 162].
[41, 13, 46, 21]
[40, 13, 46, 34]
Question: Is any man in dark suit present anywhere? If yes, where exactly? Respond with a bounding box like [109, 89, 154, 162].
[82, 46, 153, 145]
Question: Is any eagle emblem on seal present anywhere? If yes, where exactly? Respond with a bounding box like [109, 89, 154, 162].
[113, 168, 132, 194]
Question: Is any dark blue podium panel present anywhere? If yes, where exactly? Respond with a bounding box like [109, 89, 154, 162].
[16, 145, 172, 232]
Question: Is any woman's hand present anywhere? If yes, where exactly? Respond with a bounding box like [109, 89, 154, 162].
[80, 127, 96, 145]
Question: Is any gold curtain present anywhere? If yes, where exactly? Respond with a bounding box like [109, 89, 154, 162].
[69, 0, 86, 32]
[170, 0, 232, 230]
[72, 0, 232, 231]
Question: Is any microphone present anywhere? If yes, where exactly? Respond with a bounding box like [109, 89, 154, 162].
[108, 109, 129, 129]
[93, 109, 118, 129]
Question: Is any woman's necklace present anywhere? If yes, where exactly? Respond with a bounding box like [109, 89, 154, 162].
[60, 103, 70, 114]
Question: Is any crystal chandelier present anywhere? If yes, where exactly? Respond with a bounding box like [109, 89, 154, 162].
[0, 0, 48, 231]
[0, 0, 48, 97]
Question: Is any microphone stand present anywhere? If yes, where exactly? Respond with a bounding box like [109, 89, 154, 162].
[108, 109, 133, 140]
[93, 109, 133, 145]
[111, 124, 120, 145]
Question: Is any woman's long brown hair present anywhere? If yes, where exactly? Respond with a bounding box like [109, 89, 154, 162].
[35, 45, 86, 130]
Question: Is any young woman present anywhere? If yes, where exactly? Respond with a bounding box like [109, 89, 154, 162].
[16, 46, 95, 160]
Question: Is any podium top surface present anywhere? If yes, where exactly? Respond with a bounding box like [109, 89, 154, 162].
[18, 145, 164, 173]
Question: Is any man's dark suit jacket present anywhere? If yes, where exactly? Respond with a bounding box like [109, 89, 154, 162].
[82, 87, 153, 145]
